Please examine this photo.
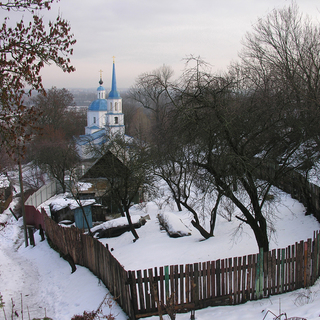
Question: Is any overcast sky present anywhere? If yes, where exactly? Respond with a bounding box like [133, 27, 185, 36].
[38, 0, 320, 90]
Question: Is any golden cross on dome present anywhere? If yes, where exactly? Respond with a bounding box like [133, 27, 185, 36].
[99, 69, 103, 79]
[112, 56, 116, 63]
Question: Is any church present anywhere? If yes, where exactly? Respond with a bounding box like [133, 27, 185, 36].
[77, 59, 125, 160]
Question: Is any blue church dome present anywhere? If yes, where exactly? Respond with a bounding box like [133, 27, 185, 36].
[88, 99, 108, 111]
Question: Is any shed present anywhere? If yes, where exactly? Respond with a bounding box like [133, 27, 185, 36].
[49, 196, 95, 228]
[74, 204, 93, 229]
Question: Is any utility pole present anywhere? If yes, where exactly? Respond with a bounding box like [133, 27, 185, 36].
[18, 151, 28, 247]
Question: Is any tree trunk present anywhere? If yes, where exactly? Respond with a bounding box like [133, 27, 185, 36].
[237, 214, 269, 252]
[125, 207, 139, 241]
[191, 220, 212, 239]
[209, 192, 222, 236]
[174, 197, 182, 211]
[181, 201, 212, 239]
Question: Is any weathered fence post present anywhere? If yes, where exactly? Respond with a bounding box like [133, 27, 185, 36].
[255, 248, 264, 299]
[164, 266, 169, 302]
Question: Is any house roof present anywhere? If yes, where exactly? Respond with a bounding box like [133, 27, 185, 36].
[77, 129, 107, 146]
[81, 150, 127, 180]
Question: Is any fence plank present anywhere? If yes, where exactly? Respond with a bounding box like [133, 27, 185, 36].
[206, 261, 211, 299]
[216, 259, 221, 298]
[305, 239, 311, 287]
[211, 262, 215, 298]
[291, 244, 295, 291]
[159, 266, 164, 306]
[169, 265, 174, 302]
[174, 265, 179, 304]
[316, 233, 320, 279]
[180, 265, 184, 305]
[221, 259, 225, 297]
[148, 268, 156, 311]
[246, 255, 252, 300]
[189, 264, 194, 305]
[128, 271, 138, 315]
[143, 269, 150, 312]
[241, 256, 246, 303]
[165, 266, 169, 301]
[263, 250, 268, 297]
[137, 270, 145, 311]
[185, 264, 190, 304]
[228, 258, 233, 298]
[237, 257, 241, 303]
[193, 263, 199, 307]
[233, 257, 238, 303]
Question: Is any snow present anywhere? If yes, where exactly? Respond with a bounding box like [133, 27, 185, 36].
[0, 174, 10, 189]
[98, 191, 318, 271]
[0, 208, 126, 320]
[91, 215, 143, 233]
[38, 193, 96, 216]
[49, 195, 96, 211]
[1, 179, 320, 319]
[77, 182, 93, 191]
[157, 211, 192, 237]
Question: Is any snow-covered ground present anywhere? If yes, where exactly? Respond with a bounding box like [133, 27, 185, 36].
[1, 183, 320, 319]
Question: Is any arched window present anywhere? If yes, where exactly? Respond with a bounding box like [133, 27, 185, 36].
[114, 117, 118, 124]
[115, 102, 118, 111]
[93, 117, 96, 124]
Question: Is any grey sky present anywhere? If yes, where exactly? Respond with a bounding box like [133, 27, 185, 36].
[40, 0, 320, 90]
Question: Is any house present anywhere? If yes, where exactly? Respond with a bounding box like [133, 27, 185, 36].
[79, 150, 131, 214]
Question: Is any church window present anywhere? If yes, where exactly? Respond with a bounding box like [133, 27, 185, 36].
[114, 117, 118, 124]
[93, 117, 96, 124]
[115, 102, 118, 111]
[110, 102, 113, 111]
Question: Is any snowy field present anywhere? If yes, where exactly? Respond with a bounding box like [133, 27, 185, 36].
[1, 186, 320, 319]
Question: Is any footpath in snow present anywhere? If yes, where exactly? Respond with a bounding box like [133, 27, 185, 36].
[0, 210, 127, 320]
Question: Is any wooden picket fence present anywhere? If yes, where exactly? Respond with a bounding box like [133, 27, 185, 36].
[42, 203, 320, 320]
[127, 231, 320, 318]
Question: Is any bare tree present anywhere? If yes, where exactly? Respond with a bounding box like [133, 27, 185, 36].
[175, 11, 320, 251]
[122, 93, 151, 139]
[30, 87, 86, 139]
[31, 127, 80, 193]
[128, 65, 177, 142]
[131, 60, 226, 239]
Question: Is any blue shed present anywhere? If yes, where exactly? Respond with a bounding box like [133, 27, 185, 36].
[74, 204, 93, 229]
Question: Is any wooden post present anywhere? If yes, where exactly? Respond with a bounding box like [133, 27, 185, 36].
[255, 248, 264, 299]
[281, 248, 285, 293]
[39, 224, 45, 241]
[164, 266, 169, 301]
[27, 226, 35, 246]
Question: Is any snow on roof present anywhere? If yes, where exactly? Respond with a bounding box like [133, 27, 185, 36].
[49, 194, 95, 212]
[77, 182, 93, 191]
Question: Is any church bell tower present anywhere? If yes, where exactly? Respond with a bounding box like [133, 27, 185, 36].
[106, 57, 125, 136]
